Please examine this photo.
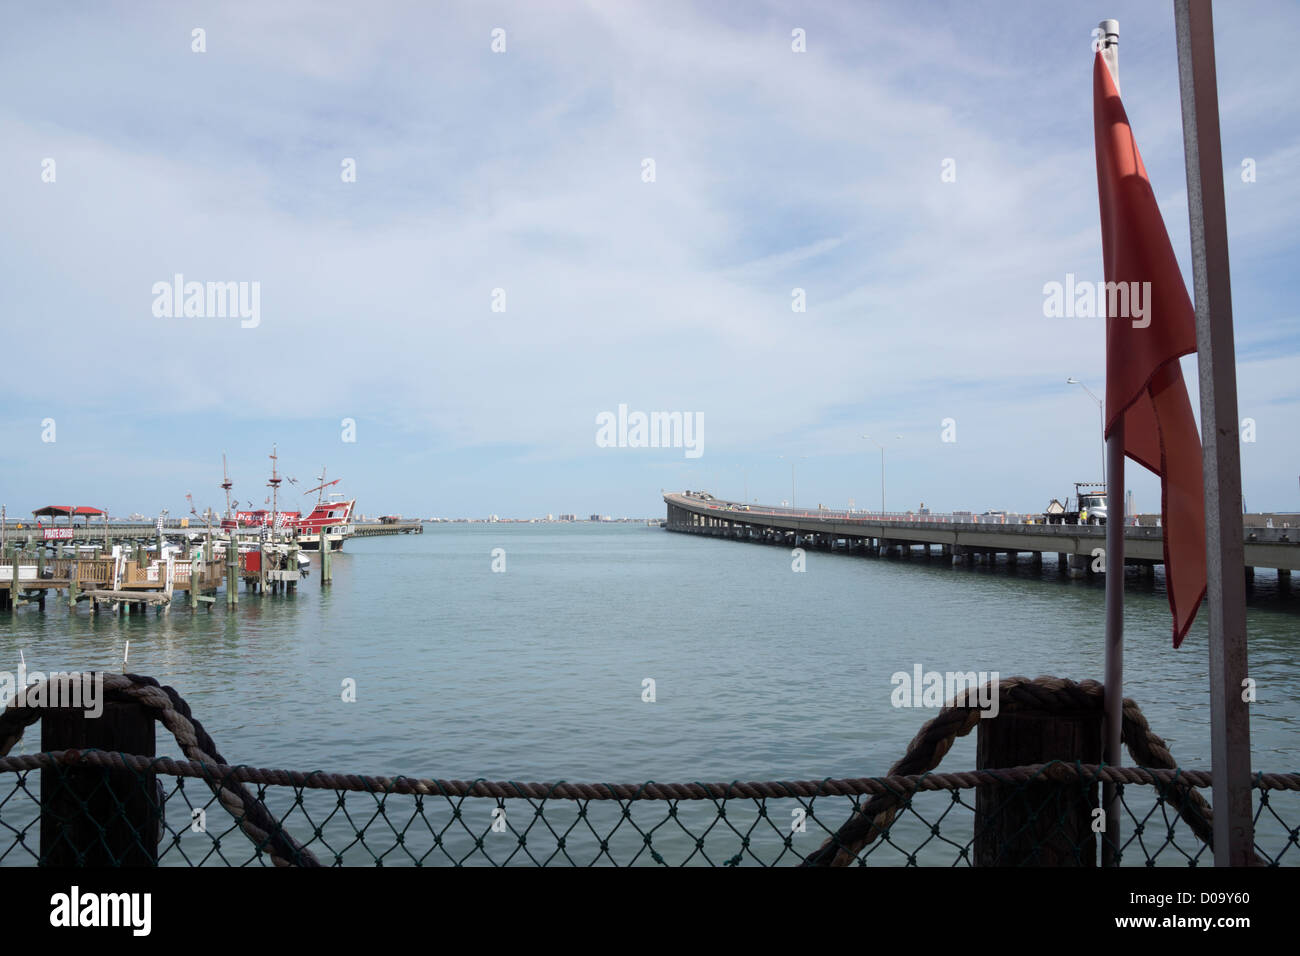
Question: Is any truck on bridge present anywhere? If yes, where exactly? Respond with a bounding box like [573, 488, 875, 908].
[1043, 483, 1108, 526]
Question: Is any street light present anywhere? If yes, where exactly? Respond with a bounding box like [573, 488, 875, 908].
[1066, 378, 1106, 484]
[778, 455, 807, 510]
[862, 435, 901, 515]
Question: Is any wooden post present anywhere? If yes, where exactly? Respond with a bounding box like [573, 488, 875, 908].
[320, 528, 332, 587]
[975, 707, 1102, 865]
[226, 537, 238, 607]
[41, 686, 159, 866]
[68, 563, 79, 608]
[190, 552, 200, 610]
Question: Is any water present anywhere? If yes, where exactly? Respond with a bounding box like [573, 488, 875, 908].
[3, 523, 1297, 864]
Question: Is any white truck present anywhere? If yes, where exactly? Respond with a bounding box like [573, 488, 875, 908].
[1043, 483, 1108, 526]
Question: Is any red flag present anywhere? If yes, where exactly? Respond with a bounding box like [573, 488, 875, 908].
[1093, 51, 1207, 648]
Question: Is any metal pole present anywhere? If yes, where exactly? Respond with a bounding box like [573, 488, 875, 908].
[1098, 402, 1107, 484]
[881, 449, 885, 515]
[1097, 18, 1125, 867]
[1174, 0, 1253, 865]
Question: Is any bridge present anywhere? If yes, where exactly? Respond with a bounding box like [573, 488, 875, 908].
[662, 492, 1299, 580]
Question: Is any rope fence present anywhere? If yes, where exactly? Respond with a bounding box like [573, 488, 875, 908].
[0, 673, 1296, 866]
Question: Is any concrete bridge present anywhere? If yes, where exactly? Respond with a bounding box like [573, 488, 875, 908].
[663, 492, 1299, 581]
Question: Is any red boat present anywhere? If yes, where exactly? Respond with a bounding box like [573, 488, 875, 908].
[289, 498, 355, 550]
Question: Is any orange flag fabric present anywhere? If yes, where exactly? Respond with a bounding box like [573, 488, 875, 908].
[1093, 51, 1207, 648]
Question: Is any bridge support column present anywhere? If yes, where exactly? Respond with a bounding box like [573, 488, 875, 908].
[1057, 553, 1068, 574]
[1278, 568, 1291, 590]
[1067, 554, 1088, 579]
[1245, 566, 1255, 589]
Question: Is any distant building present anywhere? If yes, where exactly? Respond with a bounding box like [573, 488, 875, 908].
[558, 514, 576, 522]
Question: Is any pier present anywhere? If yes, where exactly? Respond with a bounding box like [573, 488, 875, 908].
[662, 492, 1300, 580]
[0, 543, 306, 614]
[0, 518, 422, 547]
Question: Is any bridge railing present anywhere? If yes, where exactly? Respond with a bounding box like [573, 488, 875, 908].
[692, 502, 1032, 525]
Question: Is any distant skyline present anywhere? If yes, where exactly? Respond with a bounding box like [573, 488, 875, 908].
[2, 1, 1297, 519]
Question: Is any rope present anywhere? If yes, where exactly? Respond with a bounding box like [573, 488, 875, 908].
[0, 672, 1275, 867]
[3, 749, 1297, 798]
[0, 673, 319, 867]
[800, 674, 1259, 866]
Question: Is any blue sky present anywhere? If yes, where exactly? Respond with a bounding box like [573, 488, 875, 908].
[2, 0, 1297, 519]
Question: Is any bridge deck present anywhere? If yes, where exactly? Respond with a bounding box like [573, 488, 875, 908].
[663, 494, 1300, 571]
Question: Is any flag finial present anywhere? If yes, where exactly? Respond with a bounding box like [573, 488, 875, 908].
[1097, 19, 1120, 90]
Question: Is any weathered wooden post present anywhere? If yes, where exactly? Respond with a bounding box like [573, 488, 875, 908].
[320, 529, 332, 587]
[288, 540, 299, 593]
[67, 562, 79, 609]
[975, 704, 1102, 866]
[41, 677, 158, 866]
[225, 536, 238, 608]
[189, 551, 200, 610]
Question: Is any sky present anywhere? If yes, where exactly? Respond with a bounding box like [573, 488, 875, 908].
[1, 0, 1297, 519]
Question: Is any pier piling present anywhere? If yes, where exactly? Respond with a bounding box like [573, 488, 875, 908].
[975, 704, 1102, 865]
[41, 690, 158, 866]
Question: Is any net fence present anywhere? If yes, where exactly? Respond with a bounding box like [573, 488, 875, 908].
[1, 751, 1296, 866]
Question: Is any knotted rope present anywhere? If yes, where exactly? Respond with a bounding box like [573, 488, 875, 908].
[801, 674, 1254, 866]
[0, 672, 319, 867]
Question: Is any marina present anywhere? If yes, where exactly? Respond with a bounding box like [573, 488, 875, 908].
[0, 453, 421, 615]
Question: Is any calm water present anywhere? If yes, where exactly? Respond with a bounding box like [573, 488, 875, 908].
[4, 523, 1297, 864]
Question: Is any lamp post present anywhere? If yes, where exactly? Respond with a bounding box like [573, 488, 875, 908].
[1067, 377, 1106, 484]
[778, 456, 807, 510]
[862, 435, 900, 515]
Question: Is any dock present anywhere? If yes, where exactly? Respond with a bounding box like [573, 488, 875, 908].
[663, 492, 1299, 582]
[0, 541, 307, 614]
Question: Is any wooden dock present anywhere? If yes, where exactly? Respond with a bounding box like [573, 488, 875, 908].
[0, 546, 302, 614]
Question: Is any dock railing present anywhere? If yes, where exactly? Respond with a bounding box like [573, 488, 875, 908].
[0, 674, 1296, 867]
[2, 750, 1297, 867]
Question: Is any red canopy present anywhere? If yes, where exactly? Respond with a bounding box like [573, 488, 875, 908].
[31, 506, 107, 518]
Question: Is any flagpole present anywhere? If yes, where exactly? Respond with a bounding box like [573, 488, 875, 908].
[1173, 0, 1254, 866]
[1097, 18, 1125, 868]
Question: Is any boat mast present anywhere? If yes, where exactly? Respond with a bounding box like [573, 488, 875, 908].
[267, 444, 282, 533]
[220, 453, 234, 522]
